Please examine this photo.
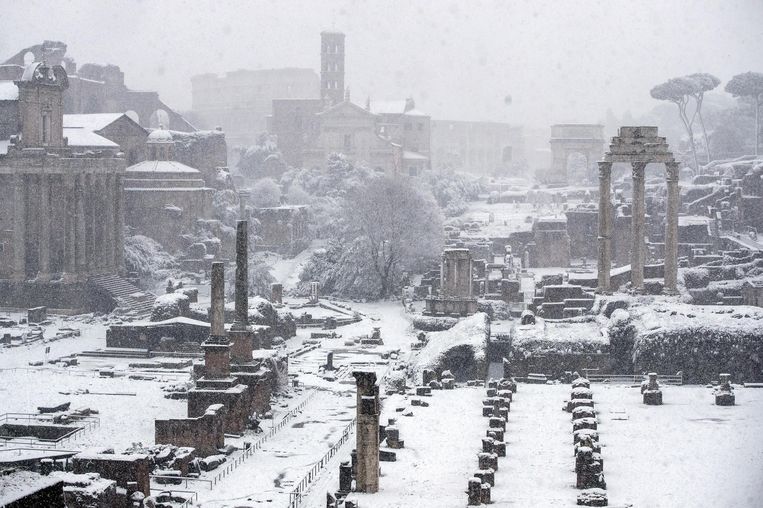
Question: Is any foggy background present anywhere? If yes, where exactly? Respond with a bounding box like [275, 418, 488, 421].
[1, 0, 762, 128]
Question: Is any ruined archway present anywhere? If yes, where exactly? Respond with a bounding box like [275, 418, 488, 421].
[549, 124, 605, 184]
[149, 109, 170, 129]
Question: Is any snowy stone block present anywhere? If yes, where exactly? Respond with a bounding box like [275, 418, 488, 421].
[573, 417, 598, 431]
[577, 488, 608, 506]
[642, 389, 663, 405]
[474, 468, 495, 487]
[715, 392, 735, 406]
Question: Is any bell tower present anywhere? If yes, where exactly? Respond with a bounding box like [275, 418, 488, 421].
[320, 31, 345, 107]
[15, 62, 69, 148]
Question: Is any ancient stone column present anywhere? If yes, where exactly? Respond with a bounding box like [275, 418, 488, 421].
[596, 161, 613, 293]
[114, 175, 125, 273]
[103, 174, 115, 273]
[210, 262, 226, 339]
[62, 174, 77, 280]
[352, 371, 380, 493]
[664, 161, 680, 294]
[203, 262, 231, 379]
[630, 161, 647, 292]
[38, 174, 51, 281]
[75, 174, 88, 279]
[230, 221, 254, 362]
[233, 220, 249, 330]
[12, 173, 26, 281]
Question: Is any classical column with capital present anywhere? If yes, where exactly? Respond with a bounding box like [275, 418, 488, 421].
[630, 161, 647, 292]
[38, 174, 51, 282]
[62, 174, 77, 281]
[75, 174, 88, 279]
[597, 161, 613, 293]
[664, 161, 680, 294]
[12, 173, 26, 281]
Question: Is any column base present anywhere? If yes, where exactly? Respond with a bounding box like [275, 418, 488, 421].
[595, 287, 611, 295]
[36, 272, 51, 283]
[662, 288, 679, 296]
[60, 272, 78, 284]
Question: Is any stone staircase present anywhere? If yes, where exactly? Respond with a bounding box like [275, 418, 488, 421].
[88, 274, 155, 319]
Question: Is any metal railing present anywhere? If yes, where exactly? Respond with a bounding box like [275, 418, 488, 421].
[0, 412, 99, 449]
[207, 389, 318, 487]
[288, 417, 356, 508]
[583, 373, 683, 385]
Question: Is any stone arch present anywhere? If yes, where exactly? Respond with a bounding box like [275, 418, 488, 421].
[149, 109, 169, 129]
[124, 110, 140, 125]
[549, 124, 605, 184]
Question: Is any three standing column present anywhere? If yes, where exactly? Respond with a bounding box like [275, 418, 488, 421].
[596, 161, 613, 293]
[630, 161, 647, 292]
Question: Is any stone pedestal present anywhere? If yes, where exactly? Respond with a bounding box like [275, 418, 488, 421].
[270, 283, 283, 304]
[642, 373, 663, 405]
[714, 373, 735, 406]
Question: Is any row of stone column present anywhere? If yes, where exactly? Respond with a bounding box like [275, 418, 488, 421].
[12, 172, 123, 281]
[567, 376, 607, 507]
[468, 375, 517, 505]
[597, 161, 679, 294]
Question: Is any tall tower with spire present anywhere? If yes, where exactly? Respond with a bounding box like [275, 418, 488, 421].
[320, 31, 345, 107]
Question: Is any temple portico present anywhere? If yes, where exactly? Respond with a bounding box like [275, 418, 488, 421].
[597, 126, 680, 294]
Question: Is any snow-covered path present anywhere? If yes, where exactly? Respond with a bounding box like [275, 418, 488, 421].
[195, 389, 356, 507]
[492, 384, 574, 506]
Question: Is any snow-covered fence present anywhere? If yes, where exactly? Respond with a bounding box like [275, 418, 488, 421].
[584, 373, 683, 385]
[207, 389, 318, 487]
[287, 417, 357, 508]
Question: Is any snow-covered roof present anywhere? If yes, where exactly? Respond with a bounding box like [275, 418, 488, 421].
[402, 151, 429, 161]
[147, 128, 173, 143]
[0, 470, 63, 505]
[0, 80, 18, 100]
[678, 215, 710, 226]
[63, 127, 119, 148]
[126, 160, 200, 174]
[63, 113, 126, 131]
[369, 100, 428, 117]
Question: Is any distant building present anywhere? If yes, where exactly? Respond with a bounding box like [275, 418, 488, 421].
[63, 112, 148, 164]
[252, 205, 310, 257]
[430, 120, 523, 175]
[123, 128, 214, 252]
[2, 40, 194, 132]
[269, 32, 430, 176]
[190, 68, 319, 149]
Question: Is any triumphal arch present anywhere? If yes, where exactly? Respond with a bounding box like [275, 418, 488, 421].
[597, 126, 679, 294]
[549, 124, 606, 183]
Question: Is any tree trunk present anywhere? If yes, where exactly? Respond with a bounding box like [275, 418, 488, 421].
[756, 96, 761, 157]
[679, 104, 700, 171]
[698, 111, 711, 166]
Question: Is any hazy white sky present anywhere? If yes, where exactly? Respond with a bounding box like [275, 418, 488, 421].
[1, 0, 761, 128]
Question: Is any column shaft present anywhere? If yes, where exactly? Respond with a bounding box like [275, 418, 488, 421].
[233, 220, 249, 329]
[597, 161, 613, 292]
[38, 174, 51, 281]
[75, 175, 88, 278]
[103, 175, 115, 273]
[630, 162, 647, 291]
[114, 175, 125, 273]
[664, 162, 680, 294]
[12, 174, 26, 280]
[63, 174, 76, 278]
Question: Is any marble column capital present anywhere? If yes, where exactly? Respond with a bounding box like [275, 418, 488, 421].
[665, 160, 680, 182]
[631, 161, 648, 177]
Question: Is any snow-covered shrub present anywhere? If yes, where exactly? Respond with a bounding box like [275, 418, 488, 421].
[151, 293, 190, 322]
[681, 267, 710, 289]
[251, 178, 282, 208]
[411, 314, 458, 331]
[124, 235, 178, 280]
[478, 299, 511, 320]
[413, 313, 489, 381]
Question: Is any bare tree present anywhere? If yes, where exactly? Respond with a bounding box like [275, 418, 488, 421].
[345, 177, 443, 298]
[725, 72, 763, 156]
[651, 77, 702, 170]
[687, 73, 721, 163]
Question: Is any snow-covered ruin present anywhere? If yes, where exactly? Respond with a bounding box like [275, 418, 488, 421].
[1, 4, 763, 508]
